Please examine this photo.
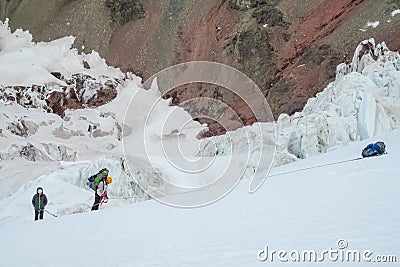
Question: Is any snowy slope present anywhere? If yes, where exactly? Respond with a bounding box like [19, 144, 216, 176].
[0, 130, 399, 267]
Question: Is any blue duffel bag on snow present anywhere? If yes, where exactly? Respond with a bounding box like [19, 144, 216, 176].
[362, 141, 386, 158]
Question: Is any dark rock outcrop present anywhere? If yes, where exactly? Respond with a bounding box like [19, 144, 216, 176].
[106, 0, 145, 26]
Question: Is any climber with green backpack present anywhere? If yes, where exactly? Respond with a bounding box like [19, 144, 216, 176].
[88, 168, 113, 211]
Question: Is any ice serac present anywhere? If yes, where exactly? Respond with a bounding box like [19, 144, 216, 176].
[201, 39, 400, 165]
[276, 42, 394, 158]
[277, 39, 399, 161]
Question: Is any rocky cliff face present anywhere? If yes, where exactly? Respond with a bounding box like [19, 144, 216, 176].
[1, 0, 400, 135]
[1, 73, 120, 117]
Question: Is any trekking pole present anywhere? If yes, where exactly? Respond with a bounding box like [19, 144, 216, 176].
[44, 210, 58, 218]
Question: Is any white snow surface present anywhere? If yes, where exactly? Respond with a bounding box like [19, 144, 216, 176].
[0, 130, 399, 266]
[366, 21, 380, 28]
[391, 9, 400, 17]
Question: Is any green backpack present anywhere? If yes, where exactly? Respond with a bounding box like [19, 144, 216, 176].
[87, 168, 109, 190]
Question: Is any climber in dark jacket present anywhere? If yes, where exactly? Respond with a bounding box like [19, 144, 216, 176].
[32, 187, 48, 221]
